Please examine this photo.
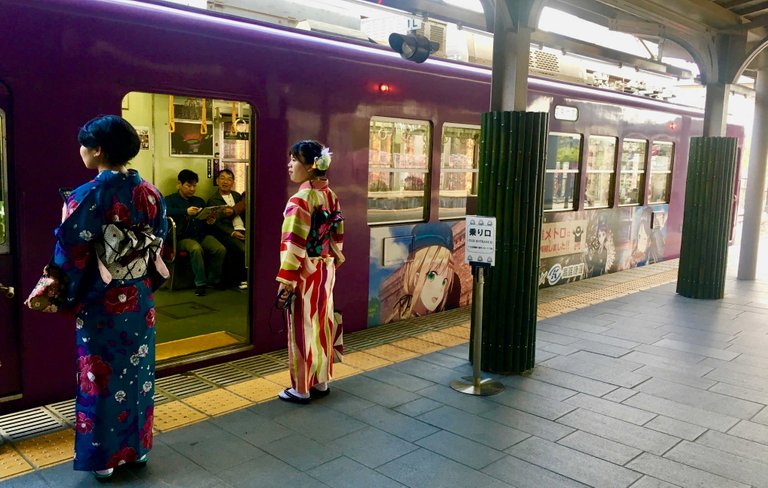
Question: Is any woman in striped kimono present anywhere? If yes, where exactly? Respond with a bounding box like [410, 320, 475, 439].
[276, 140, 344, 404]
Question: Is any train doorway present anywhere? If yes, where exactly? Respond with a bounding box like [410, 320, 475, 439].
[122, 92, 253, 365]
[0, 82, 21, 400]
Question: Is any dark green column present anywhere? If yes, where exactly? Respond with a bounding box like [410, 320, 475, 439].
[470, 111, 549, 374]
[677, 137, 738, 299]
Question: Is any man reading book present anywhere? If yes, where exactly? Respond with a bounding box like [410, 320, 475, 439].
[208, 168, 247, 289]
[164, 169, 226, 296]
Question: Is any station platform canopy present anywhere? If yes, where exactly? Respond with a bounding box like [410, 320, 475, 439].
[365, 0, 768, 90]
[167, 0, 768, 107]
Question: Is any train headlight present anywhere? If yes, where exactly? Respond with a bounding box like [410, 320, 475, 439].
[388, 33, 439, 63]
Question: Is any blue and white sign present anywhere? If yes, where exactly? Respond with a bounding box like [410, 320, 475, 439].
[464, 216, 496, 266]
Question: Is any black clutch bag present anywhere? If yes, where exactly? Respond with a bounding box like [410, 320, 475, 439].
[274, 289, 295, 310]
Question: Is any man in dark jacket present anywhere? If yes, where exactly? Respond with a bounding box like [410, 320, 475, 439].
[165, 169, 226, 296]
[207, 169, 247, 288]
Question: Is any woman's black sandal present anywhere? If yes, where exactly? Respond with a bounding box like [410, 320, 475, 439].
[310, 386, 330, 399]
[278, 388, 310, 404]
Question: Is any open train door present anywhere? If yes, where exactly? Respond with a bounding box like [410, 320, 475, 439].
[0, 81, 21, 400]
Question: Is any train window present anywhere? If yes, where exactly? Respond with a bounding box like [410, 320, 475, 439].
[439, 124, 480, 220]
[122, 91, 253, 363]
[0, 110, 7, 253]
[619, 139, 648, 206]
[544, 132, 581, 212]
[649, 141, 674, 203]
[584, 135, 617, 209]
[368, 117, 431, 224]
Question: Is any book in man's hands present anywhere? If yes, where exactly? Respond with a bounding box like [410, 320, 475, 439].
[195, 205, 228, 220]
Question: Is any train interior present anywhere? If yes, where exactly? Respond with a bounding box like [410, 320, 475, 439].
[121, 92, 253, 363]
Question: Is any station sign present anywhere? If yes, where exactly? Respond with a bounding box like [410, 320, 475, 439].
[464, 216, 496, 266]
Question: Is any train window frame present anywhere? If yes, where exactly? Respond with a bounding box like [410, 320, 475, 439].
[584, 135, 618, 210]
[0, 110, 8, 253]
[544, 132, 582, 213]
[618, 138, 648, 207]
[649, 141, 674, 204]
[367, 116, 432, 226]
[438, 123, 481, 220]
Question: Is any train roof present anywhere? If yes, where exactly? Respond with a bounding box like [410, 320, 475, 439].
[9, 0, 707, 119]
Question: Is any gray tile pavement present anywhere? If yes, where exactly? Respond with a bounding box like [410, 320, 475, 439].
[4, 265, 768, 487]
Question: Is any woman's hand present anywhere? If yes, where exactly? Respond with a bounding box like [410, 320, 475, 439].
[276, 282, 294, 308]
[232, 230, 245, 241]
[187, 206, 201, 216]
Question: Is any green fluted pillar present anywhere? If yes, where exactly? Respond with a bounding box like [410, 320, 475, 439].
[677, 137, 738, 299]
[470, 111, 549, 374]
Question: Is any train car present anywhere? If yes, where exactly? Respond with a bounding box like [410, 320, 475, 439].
[0, 0, 742, 412]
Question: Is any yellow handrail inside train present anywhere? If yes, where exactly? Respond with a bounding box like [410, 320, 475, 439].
[200, 98, 208, 134]
[230, 101, 237, 136]
[168, 95, 175, 133]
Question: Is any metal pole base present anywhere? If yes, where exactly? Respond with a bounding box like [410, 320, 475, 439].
[450, 376, 505, 396]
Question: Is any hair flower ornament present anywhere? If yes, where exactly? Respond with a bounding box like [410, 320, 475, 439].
[313, 147, 332, 171]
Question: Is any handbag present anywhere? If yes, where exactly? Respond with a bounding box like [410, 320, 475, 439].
[275, 289, 295, 311]
[268, 288, 295, 334]
[25, 265, 66, 313]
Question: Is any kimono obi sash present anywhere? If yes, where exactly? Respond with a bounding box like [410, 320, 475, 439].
[306, 206, 343, 258]
[95, 223, 170, 284]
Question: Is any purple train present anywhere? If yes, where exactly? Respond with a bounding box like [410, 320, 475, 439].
[0, 0, 742, 412]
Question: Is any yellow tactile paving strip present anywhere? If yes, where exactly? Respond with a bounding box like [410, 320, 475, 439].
[225, 378, 284, 403]
[0, 445, 32, 479]
[13, 430, 73, 469]
[153, 401, 208, 432]
[182, 389, 252, 416]
[0, 260, 679, 481]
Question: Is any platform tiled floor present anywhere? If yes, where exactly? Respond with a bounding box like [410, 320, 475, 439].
[2, 254, 768, 487]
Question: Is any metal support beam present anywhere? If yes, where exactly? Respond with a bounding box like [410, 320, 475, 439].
[490, 0, 532, 111]
[738, 60, 768, 280]
[531, 30, 694, 79]
[703, 83, 730, 137]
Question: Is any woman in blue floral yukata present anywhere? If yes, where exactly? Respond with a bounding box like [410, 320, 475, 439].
[27, 115, 168, 479]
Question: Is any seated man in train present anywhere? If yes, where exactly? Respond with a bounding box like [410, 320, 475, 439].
[207, 169, 247, 289]
[165, 169, 227, 296]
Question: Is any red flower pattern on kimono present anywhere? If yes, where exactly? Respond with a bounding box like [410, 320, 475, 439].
[132, 182, 159, 220]
[104, 286, 139, 314]
[65, 198, 79, 219]
[145, 308, 155, 328]
[106, 201, 131, 225]
[140, 418, 153, 449]
[77, 355, 112, 396]
[58, 170, 167, 472]
[107, 447, 137, 468]
[68, 243, 91, 270]
[75, 412, 94, 434]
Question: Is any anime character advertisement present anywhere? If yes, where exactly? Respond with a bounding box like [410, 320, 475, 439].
[538, 206, 668, 288]
[627, 205, 667, 268]
[368, 222, 473, 327]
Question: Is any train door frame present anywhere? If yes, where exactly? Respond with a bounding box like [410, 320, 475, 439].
[121, 91, 257, 367]
[0, 80, 21, 401]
